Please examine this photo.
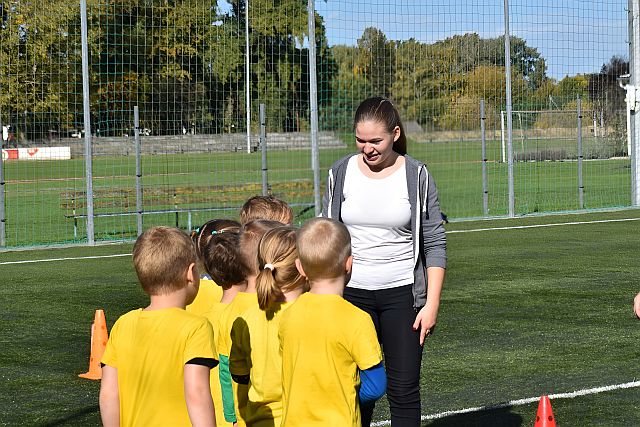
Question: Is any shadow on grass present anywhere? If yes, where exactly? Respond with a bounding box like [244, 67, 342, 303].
[424, 405, 523, 427]
[42, 404, 99, 426]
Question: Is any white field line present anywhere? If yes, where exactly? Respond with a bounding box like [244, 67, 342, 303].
[1, 217, 638, 265]
[447, 217, 640, 233]
[0, 253, 130, 265]
[371, 381, 640, 426]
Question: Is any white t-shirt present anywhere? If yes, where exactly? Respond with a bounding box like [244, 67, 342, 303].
[341, 156, 414, 290]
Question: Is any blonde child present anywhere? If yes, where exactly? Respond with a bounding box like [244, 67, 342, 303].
[239, 195, 293, 225]
[186, 219, 241, 316]
[279, 218, 386, 427]
[229, 226, 305, 427]
[195, 220, 248, 427]
[217, 219, 283, 425]
[100, 226, 218, 427]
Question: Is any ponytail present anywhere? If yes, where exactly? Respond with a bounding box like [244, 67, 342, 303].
[256, 264, 284, 310]
[255, 227, 304, 311]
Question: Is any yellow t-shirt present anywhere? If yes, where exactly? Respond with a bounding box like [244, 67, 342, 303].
[203, 301, 231, 427]
[278, 293, 382, 427]
[230, 302, 291, 427]
[218, 292, 258, 426]
[186, 278, 224, 316]
[102, 307, 217, 427]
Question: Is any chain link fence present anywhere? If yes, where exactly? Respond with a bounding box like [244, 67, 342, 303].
[0, 0, 634, 247]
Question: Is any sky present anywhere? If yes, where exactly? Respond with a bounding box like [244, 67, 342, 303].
[314, 0, 629, 80]
[218, 0, 629, 81]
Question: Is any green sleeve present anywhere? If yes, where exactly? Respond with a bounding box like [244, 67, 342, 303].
[218, 354, 237, 423]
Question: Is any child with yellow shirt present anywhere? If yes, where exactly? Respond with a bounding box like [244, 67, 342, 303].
[279, 218, 386, 427]
[99, 226, 218, 427]
[229, 226, 305, 427]
[186, 219, 239, 316]
[197, 219, 247, 427]
[217, 219, 283, 425]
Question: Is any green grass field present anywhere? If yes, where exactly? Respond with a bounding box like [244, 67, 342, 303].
[1, 209, 639, 426]
[1, 136, 632, 247]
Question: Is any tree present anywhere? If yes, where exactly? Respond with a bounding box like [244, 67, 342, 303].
[356, 27, 395, 98]
[0, 0, 81, 140]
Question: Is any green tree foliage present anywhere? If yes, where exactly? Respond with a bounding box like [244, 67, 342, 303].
[355, 26, 395, 97]
[0, 0, 81, 140]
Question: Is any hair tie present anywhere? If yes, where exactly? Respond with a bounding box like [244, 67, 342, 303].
[263, 263, 274, 271]
[211, 229, 224, 235]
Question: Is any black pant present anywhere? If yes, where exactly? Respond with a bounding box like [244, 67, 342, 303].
[344, 284, 424, 427]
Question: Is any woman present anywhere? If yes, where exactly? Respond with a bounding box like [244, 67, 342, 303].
[322, 97, 447, 426]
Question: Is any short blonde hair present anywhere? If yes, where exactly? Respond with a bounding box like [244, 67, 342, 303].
[240, 196, 293, 225]
[133, 226, 197, 295]
[239, 219, 285, 276]
[296, 218, 351, 280]
[255, 226, 303, 310]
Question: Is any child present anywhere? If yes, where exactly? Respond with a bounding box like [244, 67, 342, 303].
[217, 219, 283, 425]
[187, 219, 240, 316]
[229, 226, 305, 427]
[99, 226, 218, 427]
[198, 220, 248, 427]
[238, 219, 285, 293]
[239, 195, 293, 225]
[279, 218, 386, 427]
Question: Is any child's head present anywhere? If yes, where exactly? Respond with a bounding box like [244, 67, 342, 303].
[255, 226, 304, 310]
[296, 218, 352, 281]
[198, 220, 247, 289]
[240, 195, 293, 225]
[133, 226, 198, 295]
[239, 219, 286, 278]
[191, 219, 240, 259]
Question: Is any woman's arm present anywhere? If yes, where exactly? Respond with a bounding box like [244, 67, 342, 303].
[413, 266, 445, 345]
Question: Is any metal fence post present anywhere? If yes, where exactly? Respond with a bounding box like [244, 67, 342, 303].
[631, 0, 640, 206]
[260, 104, 268, 196]
[577, 97, 584, 209]
[0, 114, 5, 246]
[308, 0, 321, 216]
[504, 0, 515, 217]
[80, 0, 95, 244]
[481, 100, 489, 216]
[135, 106, 143, 236]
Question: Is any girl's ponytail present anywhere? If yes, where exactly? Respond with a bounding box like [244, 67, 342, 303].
[255, 226, 304, 311]
[256, 263, 284, 310]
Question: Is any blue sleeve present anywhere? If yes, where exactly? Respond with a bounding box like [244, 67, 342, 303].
[359, 362, 386, 404]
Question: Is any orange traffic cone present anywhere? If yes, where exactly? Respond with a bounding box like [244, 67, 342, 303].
[79, 309, 108, 380]
[534, 395, 556, 427]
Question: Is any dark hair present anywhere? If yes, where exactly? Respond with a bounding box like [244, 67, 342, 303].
[191, 219, 240, 259]
[353, 97, 407, 155]
[201, 229, 248, 289]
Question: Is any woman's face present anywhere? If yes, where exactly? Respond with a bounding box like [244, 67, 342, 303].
[355, 119, 400, 170]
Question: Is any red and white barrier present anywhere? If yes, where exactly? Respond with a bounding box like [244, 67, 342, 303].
[1, 147, 71, 161]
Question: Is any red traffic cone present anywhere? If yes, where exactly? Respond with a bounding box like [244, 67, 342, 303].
[79, 309, 108, 380]
[534, 395, 556, 427]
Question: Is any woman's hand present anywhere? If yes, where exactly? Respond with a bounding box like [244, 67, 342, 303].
[412, 304, 438, 346]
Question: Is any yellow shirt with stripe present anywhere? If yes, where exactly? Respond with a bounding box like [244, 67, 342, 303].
[278, 293, 382, 427]
[186, 278, 223, 316]
[218, 292, 258, 426]
[230, 302, 291, 427]
[203, 301, 231, 427]
[101, 307, 217, 427]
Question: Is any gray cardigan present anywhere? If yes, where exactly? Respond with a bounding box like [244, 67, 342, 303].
[321, 153, 447, 309]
